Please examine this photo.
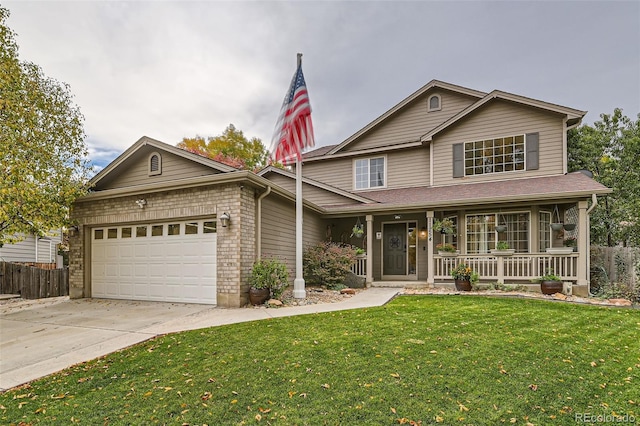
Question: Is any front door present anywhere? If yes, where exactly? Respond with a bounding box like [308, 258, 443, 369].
[383, 223, 407, 276]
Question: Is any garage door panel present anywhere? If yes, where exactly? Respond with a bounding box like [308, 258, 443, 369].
[92, 221, 217, 305]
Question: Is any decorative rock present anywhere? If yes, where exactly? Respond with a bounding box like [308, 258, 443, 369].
[553, 293, 568, 300]
[340, 288, 356, 295]
[608, 298, 632, 306]
[267, 299, 283, 306]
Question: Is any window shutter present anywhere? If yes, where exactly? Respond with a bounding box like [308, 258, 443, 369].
[452, 143, 464, 178]
[525, 133, 539, 170]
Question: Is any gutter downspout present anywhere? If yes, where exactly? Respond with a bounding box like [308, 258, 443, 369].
[256, 186, 272, 261]
[586, 193, 598, 297]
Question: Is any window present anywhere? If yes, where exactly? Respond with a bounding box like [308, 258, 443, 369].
[107, 228, 118, 239]
[121, 227, 132, 238]
[149, 152, 162, 176]
[136, 226, 148, 237]
[94, 229, 104, 240]
[354, 157, 385, 190]
[168, 224, 180, 236]
[203, 221, 217, 234]
[466, 212, 529, 254]
[539, 211, 551, 251]
[428, 94, 441, 111]
[185, 222, 199, 235]
[151, 225, 163, 237]
[464, 135, 525, 176]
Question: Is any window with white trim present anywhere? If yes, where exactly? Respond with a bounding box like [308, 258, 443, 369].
[464, 135, 525, 176]
[466, 212, 530, 254]
[354, 157, 385, 190]
[149, 152, 162, 176]
[539, 211, 551, 251]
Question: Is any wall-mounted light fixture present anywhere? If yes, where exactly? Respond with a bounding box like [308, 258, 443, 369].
[219, 212, 231, 228]
[419, 227, 427, 239]
[135, 199, 147, 209]
[394, 214, 402, 220]
[68, 225, 79, 236]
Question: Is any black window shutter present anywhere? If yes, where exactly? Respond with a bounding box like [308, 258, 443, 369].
[452, 143, 464, 178]
[526, 133, 539, 170]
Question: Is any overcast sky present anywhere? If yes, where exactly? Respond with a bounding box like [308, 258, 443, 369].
[4, 1, 640, 170]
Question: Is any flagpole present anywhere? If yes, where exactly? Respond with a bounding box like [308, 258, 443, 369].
[292, 53, 306, 299]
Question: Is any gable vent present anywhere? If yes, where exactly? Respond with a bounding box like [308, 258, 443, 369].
[149, 152, 162, 176]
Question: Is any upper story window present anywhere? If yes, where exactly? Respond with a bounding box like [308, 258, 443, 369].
[148, 152, 162, 176]
[354, 156, 385, 190]
[428, 94, 441, 112]
[452, 132, 539, 178]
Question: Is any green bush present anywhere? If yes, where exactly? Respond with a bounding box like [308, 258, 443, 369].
[303, 242, 357, 290]
[249, 258, 289, 299]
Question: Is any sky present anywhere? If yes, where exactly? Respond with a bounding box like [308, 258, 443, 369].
[4, 1, 640, 170]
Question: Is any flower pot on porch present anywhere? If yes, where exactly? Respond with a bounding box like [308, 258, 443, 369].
[249, 287, 270, 305]
[540, 280, 563, 295]
[454, 279, 472, 291]
[438, 251, 459, 257]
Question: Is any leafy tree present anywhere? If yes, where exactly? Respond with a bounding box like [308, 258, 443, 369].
[178, 124, 268, 170]
[568, 108, 640, 246]
[0, 7, 91, 245]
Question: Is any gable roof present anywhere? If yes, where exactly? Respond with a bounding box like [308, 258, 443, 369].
[420, 90, 587, 142]
[327, 80, 486, 155]
[90, 136, 237, 187]
[258, 165, 375, 204]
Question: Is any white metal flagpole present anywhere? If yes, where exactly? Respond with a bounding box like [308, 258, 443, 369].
[293, 154, 306, 299]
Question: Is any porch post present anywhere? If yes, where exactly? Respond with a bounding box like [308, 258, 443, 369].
[427, 210, 435, 285]
[366, 214, 373, 286]
[577, 200, 589, 287]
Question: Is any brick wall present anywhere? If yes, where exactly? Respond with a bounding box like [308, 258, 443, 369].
[69, 183, 256, 307]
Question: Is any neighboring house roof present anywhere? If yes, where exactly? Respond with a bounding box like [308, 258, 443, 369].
[302, 145, 338, 159]
[90, 136, 237, 187]
[327, 80, 487, 155]
[321, 172, 611, 214]
[420, 90, 586, 142]
[258, 166, 375, 204]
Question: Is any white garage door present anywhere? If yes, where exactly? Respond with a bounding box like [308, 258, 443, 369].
[91, 220, 217, 304]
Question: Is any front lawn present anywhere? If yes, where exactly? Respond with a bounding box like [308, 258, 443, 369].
[1, 296, 639, 425]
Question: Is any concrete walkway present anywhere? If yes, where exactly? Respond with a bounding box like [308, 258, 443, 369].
[0, 288, 398, 392]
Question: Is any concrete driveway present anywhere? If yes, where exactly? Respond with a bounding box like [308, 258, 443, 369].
[0, 297, 215, 392]
[0, 288, 399, 392]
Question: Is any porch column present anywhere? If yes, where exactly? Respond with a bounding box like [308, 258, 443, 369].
[577, 200, 589, 287]
[427, 210, 435, 285]
[366, 214, 373, 286]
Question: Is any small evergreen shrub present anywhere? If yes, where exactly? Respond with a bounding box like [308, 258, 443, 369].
[303, 242, 357, 290]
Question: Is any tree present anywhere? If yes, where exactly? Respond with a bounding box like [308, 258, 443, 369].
[177, 124, 269, 171]
[568, 108, 640, 247]
[0, 7, 91, 245]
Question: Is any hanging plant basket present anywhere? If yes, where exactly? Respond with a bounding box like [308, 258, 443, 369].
[351, 218, 364, 238]
[550, 205, 564, 231]
[563, 223, 576, 231]
[495, 225, 508, 233]
[550, 223, 564, 231]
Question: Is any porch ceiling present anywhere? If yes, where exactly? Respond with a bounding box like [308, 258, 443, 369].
[322, 172, 611, 214]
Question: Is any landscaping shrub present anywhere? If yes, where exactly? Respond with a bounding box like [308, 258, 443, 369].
[303, 242, 357, 289]
[249, 257, 289, 299]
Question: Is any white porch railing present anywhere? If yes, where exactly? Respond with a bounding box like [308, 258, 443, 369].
[351, 255, 367, 277]
[434, 254, 579, 282]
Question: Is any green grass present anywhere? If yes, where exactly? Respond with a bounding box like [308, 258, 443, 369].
[1, 296, 639, 425]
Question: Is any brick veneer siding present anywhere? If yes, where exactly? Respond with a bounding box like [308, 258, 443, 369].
[69, 183, 256, 307]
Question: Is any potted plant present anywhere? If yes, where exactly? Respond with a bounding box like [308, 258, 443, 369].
[248, 258, 289, 305]
[436, 243, 458, 256]
[534, 270, 563, 295]
[563, 237, 577, 252]
[491, 241, 515, 255]
[351, 223, 364, 238]
[433, 218, 454, 235]
[354, 247, 366, 258]
[450, 263, 479, 291]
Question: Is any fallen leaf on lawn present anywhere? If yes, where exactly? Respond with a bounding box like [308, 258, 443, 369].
[299, 393, 307, 398]
[288, 391, 295, 398]
[50, 393, 67, 399]
[201, 392, 212, 401]
[510, 418, 517, 423]
[430, 350, 437, 354]
[143, 391, 153, 398]
[321, 383, 330, 389]
[457, 402, 469, 412]
[391, 373, 401, 379]
[529, 384, 538, 391]
[591, 361, 597, 367]
[231, 399, 238, 404]
[259, 407, 271, 413]
[255, 414, 262, 421]
[391, 407, 397, 414]
[435, 415, 444, 422]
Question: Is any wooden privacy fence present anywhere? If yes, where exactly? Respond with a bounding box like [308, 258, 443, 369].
[0, 262, 69, 299]
[591, 246, 639, 286]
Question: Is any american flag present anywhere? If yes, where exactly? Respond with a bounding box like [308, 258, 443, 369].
[270, 61, 314, 165]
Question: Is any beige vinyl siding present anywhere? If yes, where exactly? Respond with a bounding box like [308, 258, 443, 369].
[432, 100, 564, 186]
[303, 147, 430, 192]
[260, 194, 326, 282]
[263, 173, 362, 207]
[98, 147, 220, 190]
[342, 90, 478, 152]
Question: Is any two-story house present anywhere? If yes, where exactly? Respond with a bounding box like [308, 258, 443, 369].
[69, 80, 609, 307]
